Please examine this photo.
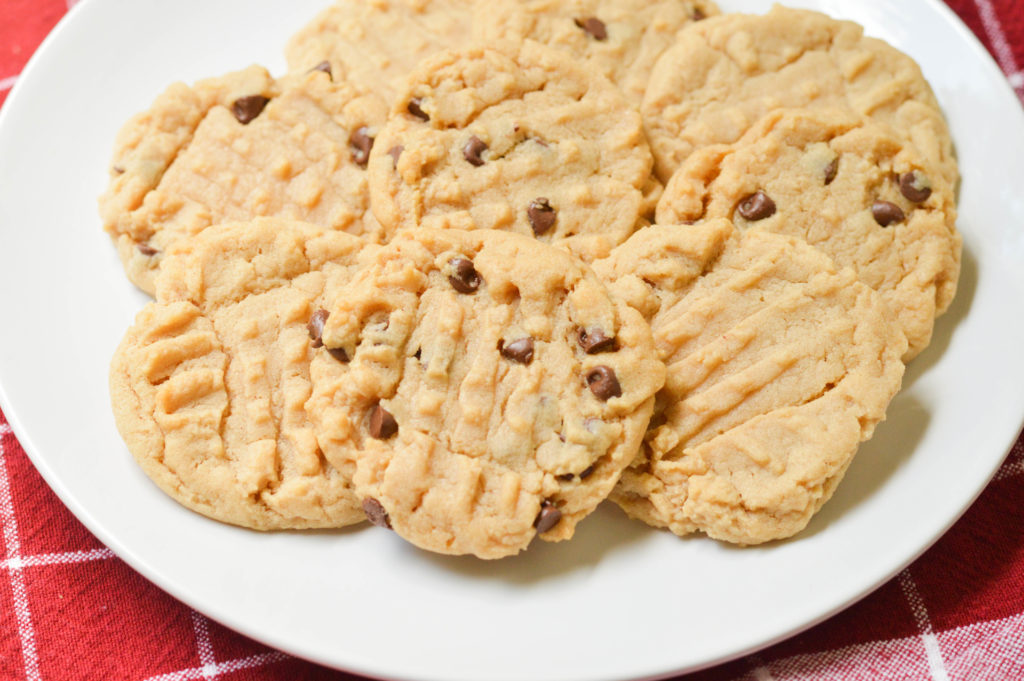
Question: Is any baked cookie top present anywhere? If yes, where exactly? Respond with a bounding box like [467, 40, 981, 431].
[656, 109, 961, 359]
[472, 0, 720, 106]
[594, 221, 906, 544]
[308, 228, 664, 558]
[99, 65, 386, 294]
[285, 0, 474, 103]
[366, 41, 654, 263]
[109, 218, 376, 530]
[642, 6, 956, 186]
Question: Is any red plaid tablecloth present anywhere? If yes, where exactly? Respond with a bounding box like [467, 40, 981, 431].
[2, 1, 1023, 679]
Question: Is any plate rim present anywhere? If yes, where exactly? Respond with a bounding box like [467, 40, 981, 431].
[1, 0, 1023, 679]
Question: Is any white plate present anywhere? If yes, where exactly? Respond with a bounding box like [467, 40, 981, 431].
[1, 1, 1023, 679]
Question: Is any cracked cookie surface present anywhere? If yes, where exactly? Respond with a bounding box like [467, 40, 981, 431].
[99, 65, 386, 294]
[109, 218, 376, 529]
[308, 228, 664, 558]
[657, 109, 960, 359]
[472, 0, 720, 106]
[366, 41, 654, 263]
[594, 221, 906, 544]
[642, 6, 956, 187]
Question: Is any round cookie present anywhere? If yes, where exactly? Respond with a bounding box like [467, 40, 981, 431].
[366, 41, 654, 263]
[308, 228, 665, 558]
[99, 65, 387, 295]
[472, 0, 720, 106]
[109, 218, 377, 530]
[594, 221, 907, 544]
[657, 109, 961, 360]
[642, 6, 957, 186]
[285, 0, 474, 104]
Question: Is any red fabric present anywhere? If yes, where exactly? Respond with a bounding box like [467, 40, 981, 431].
[1, 1, 1023, 679]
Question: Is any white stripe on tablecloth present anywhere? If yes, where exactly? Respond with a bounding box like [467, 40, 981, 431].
[0, 431, 41, 680]
[972, 0, 1024, 92]
[996, 454, 1024, 480]
[899, 571, 951, 681]
[141, 652, 290, 681]
[754, 610, 1024, 680]
[190, 611, 219, 681]
[939, 611, 1024, 679]
[0, 547, 116, 571]
[763, 634, 933, 679]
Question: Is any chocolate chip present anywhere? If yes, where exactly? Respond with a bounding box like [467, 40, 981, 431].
[231, 95, 269, 124]
[527, 198, 556, 236]
[824, 157, 839, 185]
[899, 171, 932, 203]
[136, 243, 158, 256]
[500, 337, 534, 365]
[737, 191, 776, 221]
[307, 309, 329, 347]
[388, 145, 404, 168]
[578, 327, 616, 354]
[586, 366, 621, 400]
[579, 464, 595, 479]
[534, 501, 562, 534]
[872, 201, 905, 227]
[349, 126, 374, 167]
[693, 7, 707, 20]
[407, 97, 429, 121]
[574, 17, 607, 40]
[311, 61, 332, 79]
[327, 347, 350, 363]
[369, 403, 398, 440]
[448, 257, 482, 294]
[112, 165, 125, 174]
[463, 136, 488, 166]
[362, 498, 392, 529]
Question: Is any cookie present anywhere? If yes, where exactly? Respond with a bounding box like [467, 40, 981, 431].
[642, 6, 957, 186]
[285, 0, 474, 103]
[656, 109, 961, 359]
[99, 65, 386, 294]
[366, 41, 655, 263]
[109, 218, 376, 530]
[307, 228, 665, 558]
[472, 0, 720, 106]
[594, 221, 906, 544]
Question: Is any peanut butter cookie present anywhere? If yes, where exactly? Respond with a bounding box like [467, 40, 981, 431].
[595, 221, 906, 544]
[110, 218, 376, 529]
[285, 0, 474, 103]
[100, 65, 386, 294]
[657, 109, 960, 359]
[366, 41, 654, 263]
[472, 0, 720, 105]
[642, 6, 956, 187]
[308, 228, 664, 558]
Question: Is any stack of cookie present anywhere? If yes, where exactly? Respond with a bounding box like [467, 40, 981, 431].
[102, 1, 960, 559]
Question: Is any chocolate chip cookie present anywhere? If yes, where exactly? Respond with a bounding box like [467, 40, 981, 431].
[99, 65, 386, 294]
[656, 109, 961, 359]
[642, 6, 957, 186]
[308, 228, 664, 558]
[594, 221, 906, 544]
[472, 0, 720, 105]
[110, 218, 377, 529]
[366, 40, 654, 263]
